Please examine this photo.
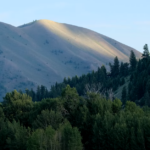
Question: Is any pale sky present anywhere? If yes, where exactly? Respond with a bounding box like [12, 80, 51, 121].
[0, 0, 150, 52]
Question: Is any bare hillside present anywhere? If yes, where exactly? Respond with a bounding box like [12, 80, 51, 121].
[0, 20, 141, 100]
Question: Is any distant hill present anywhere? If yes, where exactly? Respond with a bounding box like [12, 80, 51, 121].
[0, 19, 141, 99]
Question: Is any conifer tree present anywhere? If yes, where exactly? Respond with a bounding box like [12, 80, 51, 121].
[144, 91, 150, 107]
[129, 50, 137, 71]
[109, 56, 120, 77]
[142, 44, 149, 58]
[114, 56, 120, 76]
[122, 86, 127, 104]
[120, 62, 124, 76]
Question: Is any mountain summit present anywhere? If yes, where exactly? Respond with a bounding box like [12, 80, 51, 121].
[0, 19, 141, 98]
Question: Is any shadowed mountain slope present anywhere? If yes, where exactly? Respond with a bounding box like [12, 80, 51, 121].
[0, 19, 141, 99]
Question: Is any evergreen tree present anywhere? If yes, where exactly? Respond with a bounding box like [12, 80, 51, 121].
[129, 50, 137, 71]
[122, 86, 127, 104]
[142, 44, 149, 58]
[120, 62, 124, 76]
[123, 62, 129, 76]
[36, 85, 41, 101]
[120, 62, 129, 76]
[109, 56, 120, 77]
[114, 56, 120, 76]
[143, 91, 150, 107]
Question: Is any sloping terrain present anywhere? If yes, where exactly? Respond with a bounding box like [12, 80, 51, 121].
[0, 19, 141, 99]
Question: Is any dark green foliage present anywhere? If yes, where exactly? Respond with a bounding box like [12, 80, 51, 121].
[0, 106, 4, 119]
[32, 109, 64, 130]
[6, 120, 29, 150]
[120, 77, 125, 86]
[3, 90, 33, 126]
[109, 56, 120, 77]
[60, 122, 83, 150]
[27, 126, 57, 150]
[28, 97, 63, 126]
[127, 45, 150, 105]
[1, 85, 150, 150]
[91, 98, 149, 150]
[62, 85, 80, 115]
[120, 62, 129, 76]
[0, 119, 29, 150]
[142, 44, 149, 58]
[122, 86, 127, 104]
[112, 98, 122, 113]
[143, 91, 150, 106]
[129, 50, 137, 71]
[27, 123, 82, 150]
[2, 44, 150, 149]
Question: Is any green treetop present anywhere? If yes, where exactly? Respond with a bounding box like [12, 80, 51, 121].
[142, 44, 149, 58]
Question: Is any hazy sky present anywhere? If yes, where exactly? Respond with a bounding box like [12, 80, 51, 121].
[0, 0, 150, 52]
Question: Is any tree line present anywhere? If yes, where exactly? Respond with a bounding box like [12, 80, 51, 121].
[1, 85, 150, 150]
[26, 44, 150, 107]
[0, 44, 150, 150]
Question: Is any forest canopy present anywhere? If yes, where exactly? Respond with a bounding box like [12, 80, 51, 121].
[0, 44, 150, 150]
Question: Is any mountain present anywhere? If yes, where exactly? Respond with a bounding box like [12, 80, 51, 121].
[0, 19, 141, 99]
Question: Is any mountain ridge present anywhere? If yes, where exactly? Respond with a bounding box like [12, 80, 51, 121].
[0, 19, 141, 99]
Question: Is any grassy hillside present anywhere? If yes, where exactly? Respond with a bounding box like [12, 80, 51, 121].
[0, 20, 141, 100]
